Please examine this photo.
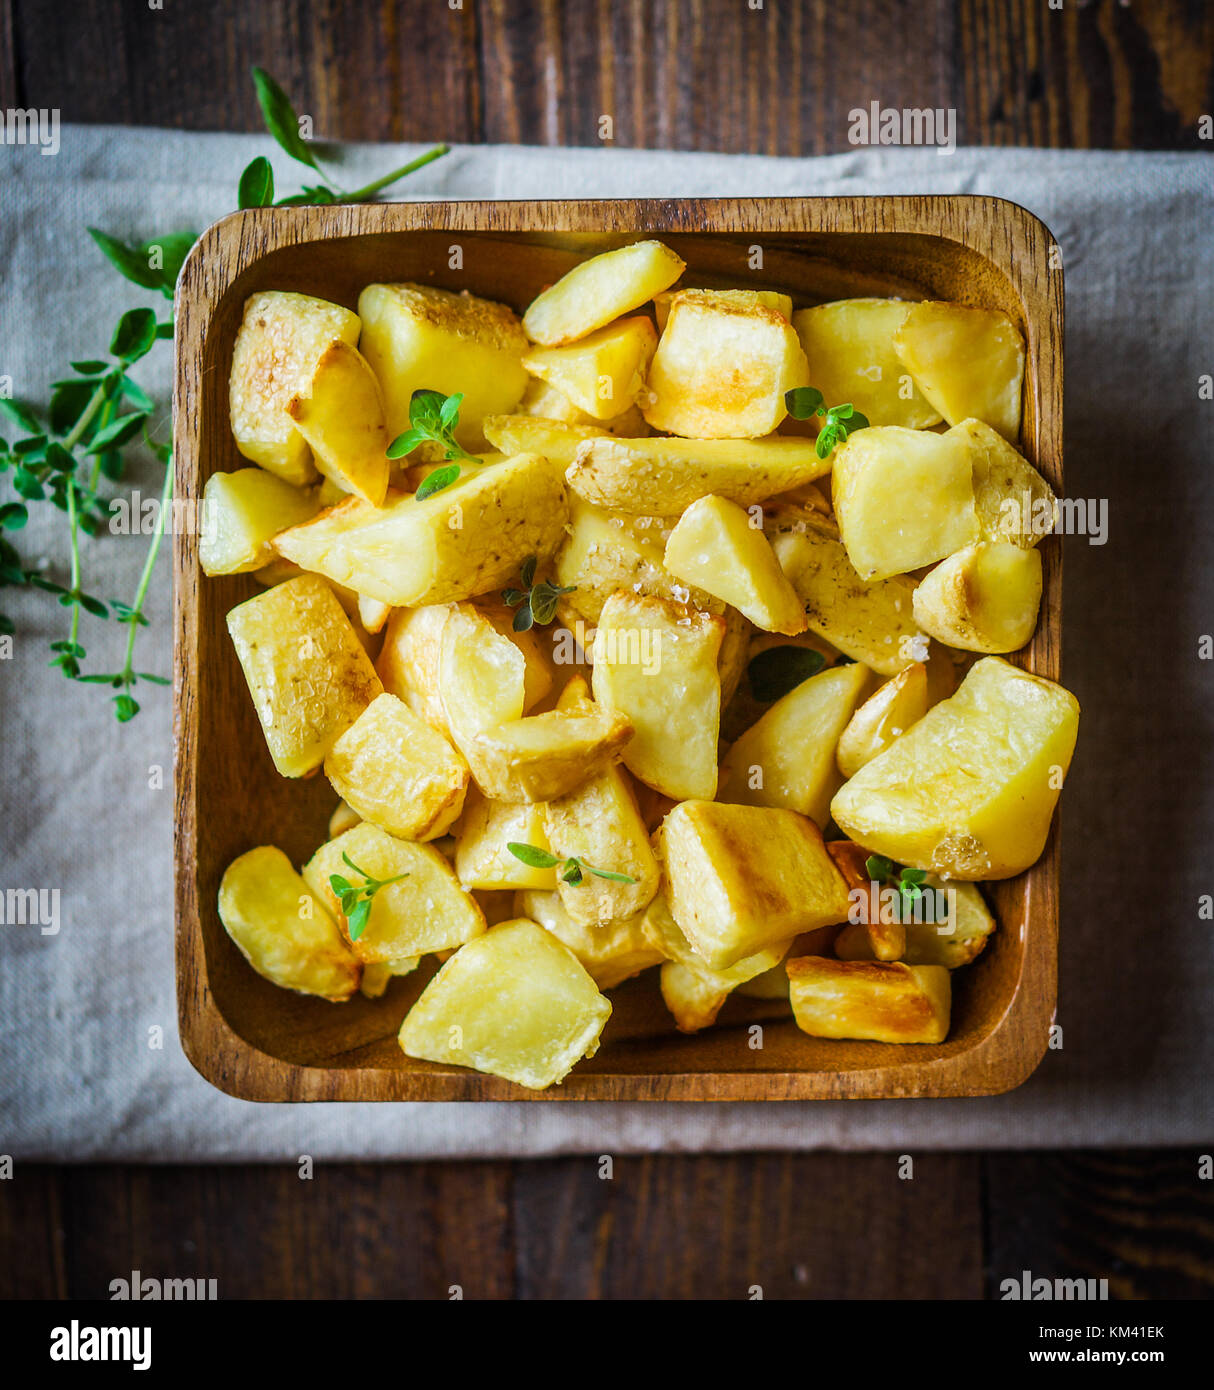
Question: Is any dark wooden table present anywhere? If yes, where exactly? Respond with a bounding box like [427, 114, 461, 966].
[2, 0, 1212, 1300]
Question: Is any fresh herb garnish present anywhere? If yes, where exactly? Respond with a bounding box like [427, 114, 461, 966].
[249, 67, 448, 206]
[507, 842, 638, 886]
[0, 67, 448, 713]
[414, 464, 463, 502]
[328, 851, 410, 942]
[746, 645, 826, 703]
[865, 854, 928, 920]
[785, 387, 871, 459]
[387, 390, 478, 459]
[501, 555, 575, 631]
[386, 391, 481, 500]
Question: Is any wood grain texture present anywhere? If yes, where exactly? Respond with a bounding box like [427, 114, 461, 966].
[0, 0, 15, 109]
[173, 196, 1063, 1103]
[5, 0, 1210, 150]
[3, 1151, 1211, 1299]
[984, 1151, 1214, 1301]
[512, 1152, 985, 1299]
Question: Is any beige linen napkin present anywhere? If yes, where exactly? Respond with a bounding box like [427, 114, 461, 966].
[1, 127, 1210, 1156]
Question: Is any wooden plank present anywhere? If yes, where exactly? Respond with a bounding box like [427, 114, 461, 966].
[50, 1163, 513, 1299]
[984, 1151, 1214, 1301]
[0, 1165, 66, 1298]
[0, 0, 16, 108]
[6, 1155, 1214, 1299]
[9, 0, 1212, 149]
[513, 1153, 985, 1299]
[9, 0, 480, 141]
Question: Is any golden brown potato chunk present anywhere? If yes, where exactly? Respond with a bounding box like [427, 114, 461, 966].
[791, 298, 942, 429]
[831, 426, 979, 581]
[398, 919, 612, 1090]
[285, 338, 391, 506]
[522, 239, 685, 347]
[893, 301, 1025, 441]
[912, 541, 1042, 654]
[787, 957, 951, 1043]
[226, 574, 383, 777]
[218, 845, 360, 1001]
[831, 656, 1080, 879]
[591, 592, 724, 801]
[643, 289, 809, 438]
[324, 693, 468, 841]
[357, 282, 529, 445]
[655, 801, 852, 971]
[719, 661, 873, 829]
[229, 290, 361, 485]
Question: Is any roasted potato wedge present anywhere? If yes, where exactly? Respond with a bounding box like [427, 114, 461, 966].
[523, 315, 657, 420]
[274, 452, 569, 607]
[718, 660, 873, 829]
[464, 702, 633, 802]
[656, 801, 852, 971]
[483, 413, 609, 466]
[836, 662, 929, 779]
[831, 426, 979, 581]
[663, 494, 806, 635]
[951, 417, 1057, 547]
[893, 301, 1025, 441]
[226, 574, 383, 777]
[787, 956, 951, 1043]
[554, 500, 688, 627]
[303, 823, 485, 963]
[229, 290, 361, 485]
[358, 283, 529, 444]
[285, 338, 391, 506]
[567, 435, 832, 513]
[375, 604, 452, 734]
[659, 962, 731, 1034]
[912, 541, 1042, 653]
[543, 761, 661, 926]
[438, 601, 530, 761]
[831, 656, 1080, 878]
[199, 468, 320, 576]
[643, 288, 809, 438]
[218, 845, 361, 1001]
[324, 692, 468, 841]
[519, 890, 663, 990]
[454, 789, 558, 891]
[642, 893, 791, 988]
[765, 508, 925, 676]
[522, 239, 685, 346]
[592, 591, 724, 800]
[791, 298, 942, 429]
[398, 919, 612, 1090]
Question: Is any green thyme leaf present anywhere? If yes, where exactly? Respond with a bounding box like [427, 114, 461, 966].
[346, 897, 372, 941]
[238, 155, 276, 209]
[86, 412, 149, 453]
[746, 645, 825, 703]
[87, 228, 166, 291]
[784, 386, 825, 419]
[585, 865, 639, 884]
[110, 308, 158, 362]
[865, 855, 894, 882]
[507, 842, 563, 870]
[415, 464, 462, 501]
[0, 399, 41, 434]
[252, 66, 321, 171]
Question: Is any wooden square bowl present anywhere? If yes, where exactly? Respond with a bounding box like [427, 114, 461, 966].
[174, 196, 1063, 1102]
